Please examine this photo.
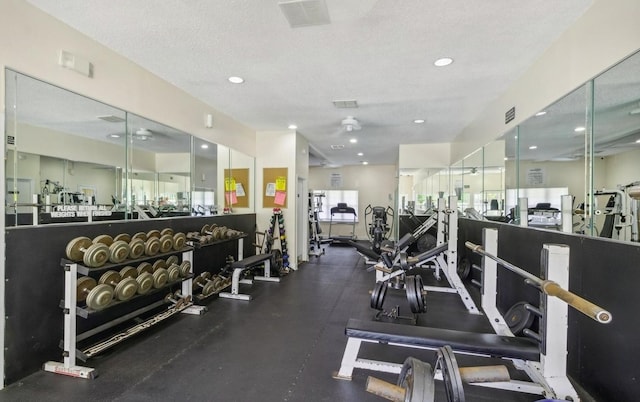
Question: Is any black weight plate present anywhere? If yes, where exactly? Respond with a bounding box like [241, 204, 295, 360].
[405, 276, 420, 313]
[271, 249, 283, 271]
[398, 356, 435, 402]
[437, 345, 465, 402]
[457, 257, 471, 280]
[504, 301, 535, 336]
[416, 233, 437, 253]
[414, 274, 426, 313]
[370, 281, 387, 310]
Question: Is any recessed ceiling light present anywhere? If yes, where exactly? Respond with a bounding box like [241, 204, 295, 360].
[574, 126, 586, 132]
[535, 111, 547, 117]
[357, 152, 364, 156]
[349, 138, 357, 143]
[362, 161, 369, 165]
[636, 139, 640, 144]
[413, 119, 425, 124]
[201, 144, 209, 149]
[504, 157, 508, 161]
[288, 124, 297, 130]
[529, 145, 538, 150]
[228, 76, 244, 84]
[434, 57, 453, 67]
[108, 133, 121, 138]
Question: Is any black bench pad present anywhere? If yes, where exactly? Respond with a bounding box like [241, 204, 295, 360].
[347, 241, 380, 260]
[231, 254, 272, 269]
[345, 318, 539, 362]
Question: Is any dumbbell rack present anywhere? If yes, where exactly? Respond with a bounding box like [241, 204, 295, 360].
[189, 234, 246, 302]
[267, 208, 293, 271]
[43, 247, 200, 380]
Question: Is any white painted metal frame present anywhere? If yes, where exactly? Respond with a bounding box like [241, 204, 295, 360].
[219, 256, 279, 301]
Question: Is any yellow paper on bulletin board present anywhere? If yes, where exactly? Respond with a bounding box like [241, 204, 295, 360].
[224, 177, 237, 192]
[275, 176, 287, 191]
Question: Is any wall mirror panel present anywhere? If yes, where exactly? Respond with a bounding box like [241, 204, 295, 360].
[483, 140, 505, 218]
[193, 138, 219, 215]
[5, 70, 127, 226]
[397, 168, 448, 215]
[591, 50, 640, 242]
[460, 148, 483, 214]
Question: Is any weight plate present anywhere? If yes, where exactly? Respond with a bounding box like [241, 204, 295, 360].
[115, 277, 139, 301]
[166, 255, 179, 266]
[167, 265, 180, 282]
[406, 275, 427, 314]
[416, 233, 437, 253]
[76, 276, 97, 302]
[212, 277, 223, 289]
[86, 284, 114, 310]
[137, 262, 153, 275]
[201, 224, 211, 235]
[202, 280, 216, 297]
[161, 228, 174, 237]
[131, 232, 147, 241]
[129, 238, 145, 259]
[173, 233, 186, 250]
[272, 249, 283, 271]
[193, 276, 205, 291]
[159, 234, 174, 253]
[436, 345, 465, 402]
[152, 268, 169, 288]
[99, 270, 121, 286]
[399, 252, 409, 271]
[179, 261, 191, 277]
[136, 272, 154, 295]
[147, 229, 161, 239]
[457, 257, 471, 280]
[504, 301, 535, 336]
[93, 234, 114, 246]
[145, 237, 161, 256]
[398, 356, 435, 402]
[370, 281, 388, 310]
[109, 240, 130, 264]
[201, 271, 212, 281]
[83, 243, 110, 267]
[114, 233, 131, 243]
[66, 236, 93, 262]
[153, 259, 167, 271]
[120, 266, 138, 279]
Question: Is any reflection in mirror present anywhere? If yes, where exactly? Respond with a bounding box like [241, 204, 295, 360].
[510, 84, 588, 230]
[460, 148, 483, 214]
[398, 168, 447, 214]
[193, 139, 218, 216]
[483, 140, 505, 219]
[124, 113, 192, 218]
[592, 50, 640, 242]
[4, 69, 127, 226]
[450, 160, 464, 210]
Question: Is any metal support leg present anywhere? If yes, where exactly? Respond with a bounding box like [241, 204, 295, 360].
[180, 249, 206, 315]
[254, 259, 281, 283]
[333, 337, 363, 380]
[219, 268, 252, 300]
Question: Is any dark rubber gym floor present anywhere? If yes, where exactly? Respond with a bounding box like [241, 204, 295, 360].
[0, 245, 548, 401]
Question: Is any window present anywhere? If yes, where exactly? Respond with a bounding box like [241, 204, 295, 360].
[312, 190, 359, 222]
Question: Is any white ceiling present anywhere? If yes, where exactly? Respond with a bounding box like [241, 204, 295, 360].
[25, 0, 596, 166]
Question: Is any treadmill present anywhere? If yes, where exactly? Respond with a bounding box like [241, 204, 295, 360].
[328, 202, 357, 243]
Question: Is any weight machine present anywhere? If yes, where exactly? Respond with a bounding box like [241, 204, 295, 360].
[308, 192, 326, 257]
[364, 205, 394, 254]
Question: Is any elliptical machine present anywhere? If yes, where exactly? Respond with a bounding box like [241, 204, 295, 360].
[364, 205, 394, 254]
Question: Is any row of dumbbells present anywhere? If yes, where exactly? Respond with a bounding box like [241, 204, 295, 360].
[76, 256, 192, 310]
[65, 228, 187, 267]
[192, 272, 232, 298]
[186, 224, 245, 245]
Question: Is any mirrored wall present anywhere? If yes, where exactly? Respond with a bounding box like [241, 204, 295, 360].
[452, 48, 640, 244]
[4, 70, 255, 226]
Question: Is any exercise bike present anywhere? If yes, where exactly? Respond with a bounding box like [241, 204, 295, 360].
[364, 205, 394, 254]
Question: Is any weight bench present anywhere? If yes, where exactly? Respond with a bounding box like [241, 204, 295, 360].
[334, 318, 539, 380]
[219, 254, 279, 301]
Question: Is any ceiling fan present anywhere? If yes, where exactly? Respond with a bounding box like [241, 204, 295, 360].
[133, 128, 153, 141]
[329, 116, 362, 137]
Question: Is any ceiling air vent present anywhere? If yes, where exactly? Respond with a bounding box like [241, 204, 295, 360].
[333, 99, 358, 109]
[278, 0, 330, 28]
[330, 144, 345, 150]
[97, 115, 126, 123]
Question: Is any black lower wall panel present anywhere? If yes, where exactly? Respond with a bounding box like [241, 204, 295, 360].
[458, 218, 640, 401]
[4, 214, 255, 385]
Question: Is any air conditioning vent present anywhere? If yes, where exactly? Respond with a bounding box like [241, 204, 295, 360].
[97, 115, 126, 123]
[330, 144, 345, 150]
[333, 100, 358, 109]
[278, 0, 330, 28]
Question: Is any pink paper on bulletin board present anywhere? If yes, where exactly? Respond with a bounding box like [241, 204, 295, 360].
[225, 191, 238, 205]
[274, 190, 286, 206]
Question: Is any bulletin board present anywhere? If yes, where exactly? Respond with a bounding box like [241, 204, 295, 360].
[262, 167, 288, 209]
[223, 168, 250, 208]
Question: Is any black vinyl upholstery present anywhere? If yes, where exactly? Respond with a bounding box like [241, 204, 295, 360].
[345, 318, 540, 361]
[231, 253, 272, 269]
[348, 241, 380, 260]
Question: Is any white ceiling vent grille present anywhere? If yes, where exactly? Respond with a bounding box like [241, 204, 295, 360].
[333, 100, 358, 109]
[330, 144, 345, 150]
[278, 0, 330, 28]
[97, 115, 126, 123]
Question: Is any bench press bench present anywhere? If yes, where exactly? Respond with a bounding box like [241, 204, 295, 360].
[334, 318, 539, 380]
[219, 253, 279, 301]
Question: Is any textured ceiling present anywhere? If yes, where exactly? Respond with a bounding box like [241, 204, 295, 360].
[25, 0, 596, 166]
